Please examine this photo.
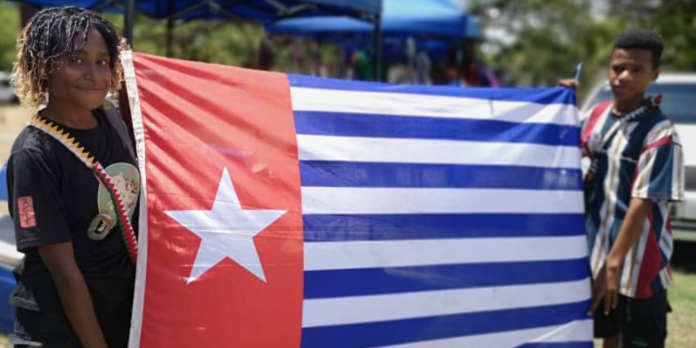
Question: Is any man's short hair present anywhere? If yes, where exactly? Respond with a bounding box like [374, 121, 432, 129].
[614, 29, 664, 69]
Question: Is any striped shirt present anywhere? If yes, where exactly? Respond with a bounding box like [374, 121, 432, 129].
[582, 101, 685, 299]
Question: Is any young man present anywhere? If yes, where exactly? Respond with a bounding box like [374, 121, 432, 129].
[560, 29, 684, 348]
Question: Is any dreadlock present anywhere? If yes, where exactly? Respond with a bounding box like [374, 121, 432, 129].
[13, 6, 125, 109]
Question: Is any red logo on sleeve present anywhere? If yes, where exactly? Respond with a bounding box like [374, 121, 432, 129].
[18, 196, 37, 228]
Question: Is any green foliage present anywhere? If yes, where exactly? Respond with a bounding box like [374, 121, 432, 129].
[102, 13, 263, 67]
[0, 0, 695, 93]
[471, 0, 696, 100]
[0, 2, 20, 72]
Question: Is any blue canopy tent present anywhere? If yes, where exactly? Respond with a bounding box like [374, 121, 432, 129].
[269, 0, 475, 39]
[10, 0, 384, 72]
[267, 0, 477, 81]
[11, 0, 381, 22]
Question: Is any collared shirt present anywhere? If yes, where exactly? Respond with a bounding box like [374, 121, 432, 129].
[582, 101, 684, 299]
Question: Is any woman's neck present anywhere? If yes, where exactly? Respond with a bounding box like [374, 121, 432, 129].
[42, 102, 98, 130]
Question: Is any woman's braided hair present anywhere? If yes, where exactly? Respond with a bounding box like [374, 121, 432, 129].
[13, 6, 125, 109]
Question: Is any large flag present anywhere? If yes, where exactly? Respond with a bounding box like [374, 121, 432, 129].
[122, 51, 592, 348]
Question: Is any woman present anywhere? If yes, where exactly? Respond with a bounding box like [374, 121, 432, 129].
[7, 6, 139, 348]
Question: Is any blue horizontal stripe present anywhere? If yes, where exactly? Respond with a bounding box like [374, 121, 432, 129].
[300, 161, 582, 190]
[303, 213, 585, 242]
[294, 111, 580, 146]
[304, 258, 590, 299]
[289, 74, 576, 105]
[300, 301, 591, 348]
[517, 343, 593, 348]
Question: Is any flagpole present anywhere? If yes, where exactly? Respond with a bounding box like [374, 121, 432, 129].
[373, 14, 382, 82]
[124, 0, 134, 47]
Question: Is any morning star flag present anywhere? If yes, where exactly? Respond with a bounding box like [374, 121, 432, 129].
[122, 51, 593, 348]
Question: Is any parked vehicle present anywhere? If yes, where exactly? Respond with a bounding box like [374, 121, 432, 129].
[581, 73, 696, 242]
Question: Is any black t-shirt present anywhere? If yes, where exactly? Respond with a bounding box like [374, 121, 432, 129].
[7, 104, 139, 347]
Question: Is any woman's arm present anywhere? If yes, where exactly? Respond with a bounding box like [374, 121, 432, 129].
[39, 242, 109, 348]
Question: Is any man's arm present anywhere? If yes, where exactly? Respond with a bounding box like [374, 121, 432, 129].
[589, 197, 652, 315]
[40, 243, 109, 348]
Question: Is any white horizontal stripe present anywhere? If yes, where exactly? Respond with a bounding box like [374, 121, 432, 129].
[301, 187, 583, 215]
[302, 278, 591, 327]
[290, 87, 579, 126]
[529, 318, 593, 343]
[364, 319, 592, 348]
[304, 235, 587, 271]
[298, 135, 581, 169]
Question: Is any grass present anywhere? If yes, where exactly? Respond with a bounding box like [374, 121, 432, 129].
[664, 242, 696, 348]
[664, 269, 696, 348]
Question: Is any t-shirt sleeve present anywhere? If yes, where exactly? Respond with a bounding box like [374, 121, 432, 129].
[631, 122, 685, 202]
[8, 149, 72, 251]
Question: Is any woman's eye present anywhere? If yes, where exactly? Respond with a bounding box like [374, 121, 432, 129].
[69, 57, 83, 64]
[98, 59, 109, 66]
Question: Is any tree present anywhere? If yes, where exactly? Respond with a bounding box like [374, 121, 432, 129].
[0, 2, 20, 72]
[469, 0, 696, 100]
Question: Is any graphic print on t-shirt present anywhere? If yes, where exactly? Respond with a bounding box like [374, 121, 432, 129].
[87, 162, 140, 240]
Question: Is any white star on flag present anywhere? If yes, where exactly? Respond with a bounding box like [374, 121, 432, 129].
[165, 168, 287, 284]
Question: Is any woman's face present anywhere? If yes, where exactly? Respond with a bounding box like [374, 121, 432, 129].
[47, 27, 112, 110]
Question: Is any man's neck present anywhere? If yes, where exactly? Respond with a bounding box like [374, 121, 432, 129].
[613, 96, 645, 116]
[42, 102, 97, 130]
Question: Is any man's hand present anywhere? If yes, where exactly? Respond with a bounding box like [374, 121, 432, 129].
[557, 79, 579, 89]
[603, 257, 622, 314]
[588, 265, 607, 315]
[588, 259, 623, 316]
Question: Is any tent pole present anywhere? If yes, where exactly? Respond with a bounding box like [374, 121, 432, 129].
[166, 17, 174, 57]
[372, 15, 382, 82]
[166, 0, 174, 57]
[124, 0, 134, 46]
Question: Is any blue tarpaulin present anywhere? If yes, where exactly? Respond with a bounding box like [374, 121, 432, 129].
[0, 266, 15, 334]
[0, 163, 6, 202]
[0, 162, 13, 334]
[9, 0, 382, 21]
[269, 0, 477, 39]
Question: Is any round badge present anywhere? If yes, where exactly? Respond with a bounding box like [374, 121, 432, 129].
[87, 213, 114, 240]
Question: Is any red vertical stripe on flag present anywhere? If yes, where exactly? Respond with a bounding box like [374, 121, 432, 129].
[133, 53, 303, 347]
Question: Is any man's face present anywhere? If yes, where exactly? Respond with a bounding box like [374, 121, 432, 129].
[609, 48, 659, 102]
[47, 27, 113, 110]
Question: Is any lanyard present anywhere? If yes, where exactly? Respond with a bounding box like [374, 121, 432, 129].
[30, 115, 138, 265]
